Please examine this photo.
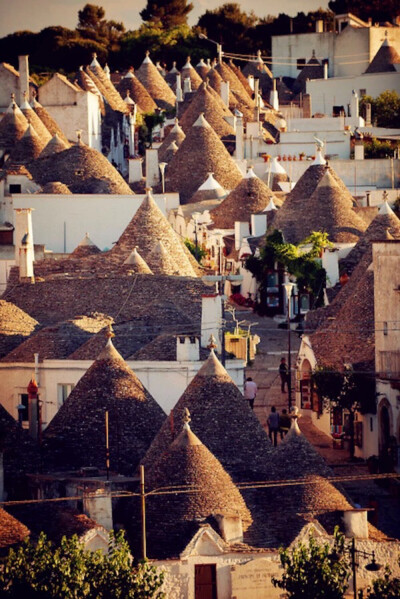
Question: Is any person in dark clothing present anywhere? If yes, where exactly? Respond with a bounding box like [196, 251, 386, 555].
[279, 357, 288, 393]
[279, 408, 291, 438]
[267, 406, 280, 447]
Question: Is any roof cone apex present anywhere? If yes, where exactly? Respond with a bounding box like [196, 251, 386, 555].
[90, 54, 101, 68]
[245, 167, 257, 179]
[269, 157, 287, 175]
[315, 169, 337, 189]
[142, 52, 152, 64]
[78, 233, 96, 247]
[96, 337, 123, 362]
[312, 149, 326, 166]
[172, 421, 202, 448]
[193, 113, 210, 128]
[197, 350, 228, 377]
[198, 172, 223, 191]
[379, 201, 394, 216]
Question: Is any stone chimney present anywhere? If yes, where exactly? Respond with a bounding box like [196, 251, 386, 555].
[183, 77, 192, 95]
[176, 74, 183, 102]
[270, 79, 279, 111]
[235, 221, 250, 251]
[83, 485, 113, 530]
[251, 214, 267, 237]
[128, 157, 143, 183]
[18, 55, 29, 105]
[235, 117, 244, 161]
[350, 90, 359, 119]
[145, 148, 160, 187]
[201, 295, 222, 352]
[365, 103, 372, 127]
[323, 62, 328, 79]
[343, 509, 369, 539]
[14, 208, 34, 266]
[215, 514, 243, 543]
[176, 336, 200, 361]
[27, 376, 39, 441]
[322, 248, 339, 288]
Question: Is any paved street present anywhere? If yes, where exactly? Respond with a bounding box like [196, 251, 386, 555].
[229, 307, 400, 540]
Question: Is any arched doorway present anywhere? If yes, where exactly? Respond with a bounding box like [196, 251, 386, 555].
[300, 359, 312, 410]
[378, 399, 393, 471]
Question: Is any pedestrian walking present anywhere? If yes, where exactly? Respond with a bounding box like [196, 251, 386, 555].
[279, 357, 288, 393]
[244, 377, 257, 410]
[279, 408, 291, 439]
[267, 406, 280, 447]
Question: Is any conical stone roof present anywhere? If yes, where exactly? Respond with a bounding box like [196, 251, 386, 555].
[165, 113, 243, 204]
[0, 102, 28, 151]
[142, 350, 272, 478]
[273, 164, 356, 243]
[293, 54, 324, 94]
[0, 300, 39, 359]
[89, 56, 128, 113]
[122, 247, 153, 274]
[189, 172, 226, 203]
[228, 60, 254, 98]
[108, 189, 198, 276]
[20, 94, 52, 145]
[160, 140, 178, 164]
[28, 140, 134, 194]
[8, 124, 45, 163]
[40, 133, 69, 158]
[263, 157, 289, 192]
[0, 507, 30, 548]
[164, 61, 180, 89]
[117, 69, 157, 113]
[148, 240, 181, 275]
[284, 169, 367, 243]
[157, 119, 185, 162]
[365, 38, 400, 73]
[342, 201, 400, 274]
[211, 168, 278, 228]
[180, 57, 203, 91]
[136, 52, 176, 111]
[179, 82, 235, 139]
[31, 97, 70, 145]
[40, 181, 72, 194]
[214, 61, 254, 107]
[143, 415, 252, 557]
[70, 233, 101, 259]
[42, 336, 165, 475]
[196, 58, 210, 80]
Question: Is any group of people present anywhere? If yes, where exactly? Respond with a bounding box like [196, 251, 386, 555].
[267, 406, 291, 446]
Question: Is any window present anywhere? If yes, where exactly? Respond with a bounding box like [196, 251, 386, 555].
[57, 384, 74, 408]
[18, 393, 29, 422]
[359, 89, 366, 97]
[297, 58, 306, 70]
[9, 184, 21, 194]
[195, 564, 217, 599]
[383, 322, 388, 336]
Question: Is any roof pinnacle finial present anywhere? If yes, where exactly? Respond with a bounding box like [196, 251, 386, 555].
[207, 334, 217, 351]
[106, 323, 115, 339]
[183, 407, 191, 425]
[11, 93, 15, 101]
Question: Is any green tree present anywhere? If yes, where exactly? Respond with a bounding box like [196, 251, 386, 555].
[184, 239, 207, 263]
[197, 3, 258, 55]
[367, 563, 400, 599]
[0, 531, 164, 599]
[272, 528, 351, 599]
[360, 90, 400, 128]
[140, 0, 194, 29]
[312, 366, 376, 458]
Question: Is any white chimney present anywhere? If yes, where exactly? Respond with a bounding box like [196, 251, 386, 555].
[175, 74, 183, 102]
[18, 55, 29, 105]
[183, 77, 192, 95]
[322, 248, 339, 288]
[270, 79, 279, 111]
[14, 208, 34, 265]
[247, 75, 255, 91]
[323, 62, 328, 79]
[176, 336, 200, 361]
[251, 214, 267, 237]
[354, 140, 364, 161]
[235, 117, 244, 161]
[235, 221, 250, 251]
[350, 90, 359, 119]
[365, 103, 372, 127]
[201, 294, 222, 352]
[215, 514, 243, 543]
[129, 157, 143, 183]
[343, 509, 369, 539]
[83, 486, 113, 530]
[220, 81, 230, 107]
[254, 79, 260, 106]
[145, 149, 160, 187]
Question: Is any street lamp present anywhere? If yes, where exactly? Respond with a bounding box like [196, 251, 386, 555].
[283, 282, 294, 410]
[199, 33, 223, 63]
[159, 162, 167, 194]
[332, 538, 382, 599]
[202, 274, 243, 366]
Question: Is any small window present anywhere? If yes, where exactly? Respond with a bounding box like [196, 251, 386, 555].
[9, 184, 21, 194]
[57, 384, 74, 408]
[18, 393, 29, 422]
[383, 322, 388, 336]
[297, 58, 306, 70]
[370, 417, 373, 432]
[359, 89, 366, 97]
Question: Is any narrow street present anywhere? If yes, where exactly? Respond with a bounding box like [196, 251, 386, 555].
[230, 308, 400, 540]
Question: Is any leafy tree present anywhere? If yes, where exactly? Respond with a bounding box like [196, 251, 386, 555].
[312, 366, 376, 458]
[272, 527, 351, 599]
[78, 4, 106, 33]
[140, 0, 194, 29]
[184, 239, 207, 263]
[367, 562, 400, 599]
[328, 0, 399, 24]
[245, 230, 331, 313]
[360, 91, 400, 129]
[197, 3, 258, 55]
[0, 530, 164, 599]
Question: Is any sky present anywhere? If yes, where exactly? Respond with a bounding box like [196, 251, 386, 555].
[0, 0, 330, 38]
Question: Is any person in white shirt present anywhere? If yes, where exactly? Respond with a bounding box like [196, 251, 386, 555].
[244, 377, 257, 410]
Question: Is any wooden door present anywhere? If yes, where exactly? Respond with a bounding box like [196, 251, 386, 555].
[195, 564, 217, 599]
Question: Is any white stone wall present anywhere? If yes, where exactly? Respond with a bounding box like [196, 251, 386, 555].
[12, 193, 180, 253]
[272, 32, 335, 79]
[0, 357, 245, 426]
[0, 66, 19, 110]
[307, 71, 400, 116]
